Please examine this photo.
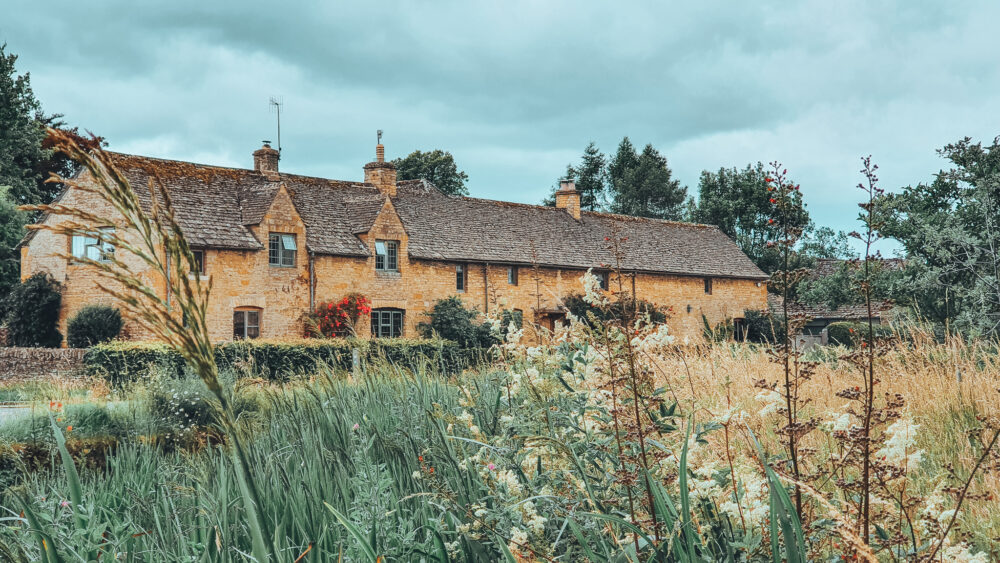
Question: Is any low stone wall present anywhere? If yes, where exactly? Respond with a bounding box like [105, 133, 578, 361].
[0, 348, 87, 381]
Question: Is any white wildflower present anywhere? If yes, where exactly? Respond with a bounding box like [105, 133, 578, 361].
[411, 471, 422, 480]
[508, 527, 529, 552]
[581, 268, 610, 306]
[631, 323, 675, 353]
[755, 389, 783, 416]
[941, 543, 989, 563]
[876, 417, 924, 470]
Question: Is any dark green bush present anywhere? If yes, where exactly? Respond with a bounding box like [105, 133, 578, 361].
[1, 272, 62, 347]
[417, 296, 497, 349]
[86, 338, 476, 384]
[826, 321, 895, 346]
[66, 304, 123, 348]
[739, 309, 787, 344]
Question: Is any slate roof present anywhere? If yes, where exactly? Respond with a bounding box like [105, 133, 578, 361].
[24, 152, 768, 280]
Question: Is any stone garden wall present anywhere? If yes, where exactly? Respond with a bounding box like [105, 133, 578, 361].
[0, 348, 86, 381]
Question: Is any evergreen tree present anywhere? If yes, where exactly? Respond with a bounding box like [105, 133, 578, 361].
[0, 186, 27, 298]
[609, 142, 687, 220]
[543, 143, 607, 210]
[0, 43, 47, 205]
[392, 149, 469, 196]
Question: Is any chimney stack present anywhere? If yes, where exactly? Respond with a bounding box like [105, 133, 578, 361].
[364, 143, 397, 197]
[555, 179, 581, 220]
[253, 142, 280, 177]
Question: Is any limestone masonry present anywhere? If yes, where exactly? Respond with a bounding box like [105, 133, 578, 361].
[19, 142, 768, 343]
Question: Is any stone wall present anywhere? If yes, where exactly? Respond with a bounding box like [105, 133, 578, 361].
[0, 348, 86, 381]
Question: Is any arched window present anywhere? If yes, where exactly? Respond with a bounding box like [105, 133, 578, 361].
[371, 308, 404, 338]
[234, 308, 261, 339]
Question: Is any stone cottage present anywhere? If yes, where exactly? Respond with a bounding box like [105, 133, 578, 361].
[18, 142, 768, 343]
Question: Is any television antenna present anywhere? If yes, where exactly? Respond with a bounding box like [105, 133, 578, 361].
[377, 129, 383, 144]
[269, 96, 283, 152]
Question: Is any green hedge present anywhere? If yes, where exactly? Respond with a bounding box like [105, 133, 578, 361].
[85, 338, 484, 384]
[826, 321, 895, 347]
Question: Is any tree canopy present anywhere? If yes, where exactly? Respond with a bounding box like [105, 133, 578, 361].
[879, 136, 1000, 335]
[392, 149, 469, 196]
[0, 43, 48, 206]
[608, 139, 688, 221]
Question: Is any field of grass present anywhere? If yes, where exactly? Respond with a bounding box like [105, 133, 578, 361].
[0, 326, 997, 562]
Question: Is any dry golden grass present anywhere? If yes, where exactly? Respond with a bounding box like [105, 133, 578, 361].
[645, 332, 1000, 547]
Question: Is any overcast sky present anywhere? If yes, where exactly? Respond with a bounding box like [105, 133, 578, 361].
[4, 1, 999, 252]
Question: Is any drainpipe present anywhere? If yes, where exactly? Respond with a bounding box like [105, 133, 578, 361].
[165, 248, 171, 312]
[309, 251, 316, 311]
[483, 263, 489, 313]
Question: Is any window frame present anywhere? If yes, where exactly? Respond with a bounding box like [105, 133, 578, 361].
[456, 264, 466, 292]
[596, 271, 609, 291]
[704, 277, 713, 295]
[268, 233, 297, 268]
[370, 308, 404, 338]
[233, 308, 261, 340]
[71, 226, 115, 263]
[191, 249, 206, 275]
[375, 239, 399, 271]
[507, 266, 519, 286]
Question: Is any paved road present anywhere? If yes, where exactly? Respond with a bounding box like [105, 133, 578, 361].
[0, 405, 31, 424]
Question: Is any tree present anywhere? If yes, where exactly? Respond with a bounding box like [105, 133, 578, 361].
[798, 226, 853, 260]
[392, 149, 469, 196]
[544, 142, 608, 210]
[0, 43, 47, 205]
[2, 272, 62, 347]
[880, 136, 1000, 336]
[693, 162, 810, 274]
[608, 141, 687, 220]
[416, 296, 495, 349]
[0, 186, 27, 298]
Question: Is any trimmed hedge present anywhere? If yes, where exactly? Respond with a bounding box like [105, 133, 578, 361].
[84, 338, 483, 384]
[67, 305, 123, 348]
[826, 321, 895, 347]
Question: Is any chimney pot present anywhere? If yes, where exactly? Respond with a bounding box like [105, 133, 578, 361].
[555, 178, 581, 220]
[253, 142, 280, 176]
[365, 143, 397, 197]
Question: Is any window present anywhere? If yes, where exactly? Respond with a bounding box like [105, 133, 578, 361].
[596, 271, 609, 291]
[71, 227, 114, 262]
[191, 250, 206, 275]
[704, 278, 713, 295]
[371, 308, 404, 338]
[375, 239, 399, 271]
[507, 266, 519, 286]
[233, 309, 260, 339]
[456, 264, 466, 292]
[269, 233, 296, 267]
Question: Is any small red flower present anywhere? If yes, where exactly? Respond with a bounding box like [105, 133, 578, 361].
[769, 198, 776, 204]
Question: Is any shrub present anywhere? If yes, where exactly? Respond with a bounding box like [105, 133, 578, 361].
[561, 293, 668, 326]
[739, 309, 787, 344]
[86, 338, 475, 384]
[1, 272, 63, 347]
[417, 296, 496, 349]
[66, 305, 123, 348]
[313, 293, 372, 337]
[826, 321, 895, 346]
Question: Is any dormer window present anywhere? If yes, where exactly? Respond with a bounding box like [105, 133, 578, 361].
[71, 227, 114, 263]
[375, 240, 398, 271]
[269, 233, 296, 267]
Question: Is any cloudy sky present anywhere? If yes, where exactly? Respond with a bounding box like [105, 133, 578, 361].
[4, 1, 999, 250]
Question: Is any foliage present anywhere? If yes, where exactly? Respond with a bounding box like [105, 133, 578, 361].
[1, 272, 62, 347]
[0, 187, 27, 299]
[694, 162, 812, 274]
[608, 137, 688, 220]
[84, 338, 474, 384]
[825, 321, 895, 347]
[880, 136, 1000, 336]
[545, 141, 607, 210]
[795, 259, 901, 311]
[0, 43, 46, 206]
[66, 304, 122, 348]
[797, 226, 853, 260]
[392, 149, 469, 196]
[739, 309, 787, 344]
[561, 291, 668, 326]
[417, 296, 497, 349]
[313, 293, 371, 337]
